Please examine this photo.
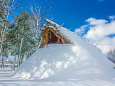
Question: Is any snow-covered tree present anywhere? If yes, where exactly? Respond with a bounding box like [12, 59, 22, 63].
[7, 11, 38, 66]
[0, 0, 22, 68]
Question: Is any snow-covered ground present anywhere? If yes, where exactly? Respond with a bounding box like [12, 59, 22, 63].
[0, 79, 115, 86]
[0, 70, 14, 77]
[0, 69, 115, 86]
[0, 68, 115, 86]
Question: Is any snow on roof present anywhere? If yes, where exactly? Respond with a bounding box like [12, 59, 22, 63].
[45, 18, 77, 44]
[45, 18, 60, 27]
[45, 18, 89, 45]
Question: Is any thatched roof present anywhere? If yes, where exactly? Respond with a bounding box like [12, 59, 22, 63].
[40, 19, 70, 47]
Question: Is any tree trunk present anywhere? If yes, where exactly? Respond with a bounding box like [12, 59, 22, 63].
[1, 56, 4, 69]
[18, 38, 23, 66]
[1, 21, 6, 68]
[17, 54, 20, 67]
[0, 31, 3, 68]
[14, 56, 16, 70]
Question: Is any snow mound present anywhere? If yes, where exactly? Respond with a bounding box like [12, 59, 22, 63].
[13, 20, 115, 80]
[13, 44, 115, 80]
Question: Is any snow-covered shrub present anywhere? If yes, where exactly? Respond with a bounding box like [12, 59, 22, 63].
[107, 49, 115, 64]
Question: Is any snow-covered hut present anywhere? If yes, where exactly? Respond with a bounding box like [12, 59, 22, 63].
[14, 19, 115, 80]
[40, 19, 70, 47]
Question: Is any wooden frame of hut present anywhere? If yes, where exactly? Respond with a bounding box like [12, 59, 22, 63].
[40, 19, 70, 48]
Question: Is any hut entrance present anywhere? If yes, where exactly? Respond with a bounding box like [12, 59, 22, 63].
[48, 30, 62, 44]
[40, 27, 70, 48]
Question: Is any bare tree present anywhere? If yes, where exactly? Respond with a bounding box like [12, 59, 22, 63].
[29, 0, 52, 50]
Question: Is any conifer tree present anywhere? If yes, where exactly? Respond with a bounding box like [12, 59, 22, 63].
[7, 11, 40, 66]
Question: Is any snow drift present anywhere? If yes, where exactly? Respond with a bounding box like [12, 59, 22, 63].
[13, 19, 115, 80]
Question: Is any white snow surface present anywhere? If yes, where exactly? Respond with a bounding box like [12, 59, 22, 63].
[13, 19, 115, 81]
[0, 79, 115, 86]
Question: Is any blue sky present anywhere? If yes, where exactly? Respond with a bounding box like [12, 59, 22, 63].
[53, 0, 115, 30]
[18, 0, 115, 31]
[13, 0, 115, 54]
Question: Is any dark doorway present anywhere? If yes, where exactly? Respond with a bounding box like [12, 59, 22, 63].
[48, 30, 62, 44]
